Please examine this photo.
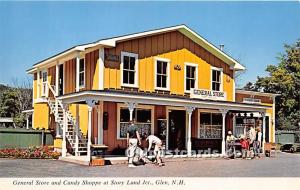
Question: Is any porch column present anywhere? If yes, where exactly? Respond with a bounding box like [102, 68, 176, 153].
[25, 114, 29, 130]
[75, 115, 79, 156]
[62, 104, 68, 157]
[97, 101, 104, 144]
[220, 109, 228, 156]
[260, 112, 266, 152]
[185, 106, 194, 157]
[86, 98, 97, 161]
[75, 55, 80, 92]
[126, 102, 137, 121]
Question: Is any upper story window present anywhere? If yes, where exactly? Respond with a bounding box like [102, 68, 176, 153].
[121, 52, 138, 87]
[79, 58, 85, 88]
[41, 70, 47, 96]
[155, 58, 170, 90]
[185, 63, 198, 92]
[211, 67, 223, 92]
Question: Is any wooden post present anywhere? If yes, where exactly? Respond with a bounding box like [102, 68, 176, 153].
[86, 98, 96, 162]
[220, 109, 228, 156]
[185, 106, 194, 157]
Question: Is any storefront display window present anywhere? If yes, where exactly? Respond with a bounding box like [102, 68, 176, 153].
[119, 107, 152, 138]
[199, 112, 222, 139]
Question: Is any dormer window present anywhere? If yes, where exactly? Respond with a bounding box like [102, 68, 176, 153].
[121, 52, 138, 87]
[211, 67, 223, 91]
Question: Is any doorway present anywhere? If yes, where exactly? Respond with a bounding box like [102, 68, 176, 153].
[168, 110, 186, 150]
[265, 116, 270, 143]
[58, 64, 64, 96]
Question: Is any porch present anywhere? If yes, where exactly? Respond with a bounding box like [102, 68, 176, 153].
[55, 89, 271, 164]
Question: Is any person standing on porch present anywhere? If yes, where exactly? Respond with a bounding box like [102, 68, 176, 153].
[248, 125, 256, 158]
[126, 119, 141, 167]
[253, 127, 262, 158]
[146, 135, 164, 166]
[226, 131, 236, 158]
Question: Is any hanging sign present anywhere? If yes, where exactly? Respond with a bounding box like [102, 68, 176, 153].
[190, 89, 226, 101]
[105, 54, 119, 62]
[243, 98, 261, 104]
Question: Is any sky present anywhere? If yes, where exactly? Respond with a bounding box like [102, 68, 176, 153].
[0, 1, 299, 88]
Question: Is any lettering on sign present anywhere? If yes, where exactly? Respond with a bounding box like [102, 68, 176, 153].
[105, 54, 120, 62]
[190, 89, 226, 101]
[243, 118, 256, 124]
[243, 98, 261, 104]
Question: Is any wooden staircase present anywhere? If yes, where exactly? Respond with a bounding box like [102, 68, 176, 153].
[46, 84, 88, 156]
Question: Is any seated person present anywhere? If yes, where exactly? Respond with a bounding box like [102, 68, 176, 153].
[226, 131, 236, 157]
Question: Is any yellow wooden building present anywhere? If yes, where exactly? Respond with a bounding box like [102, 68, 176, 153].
[27, 25, 278, 161]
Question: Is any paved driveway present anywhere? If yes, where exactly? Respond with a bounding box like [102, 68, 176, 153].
[1, 152, 299, 177]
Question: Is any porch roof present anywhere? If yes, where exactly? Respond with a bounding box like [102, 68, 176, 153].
[57, 89, 271, 112]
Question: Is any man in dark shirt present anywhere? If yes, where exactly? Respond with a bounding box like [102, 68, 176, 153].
[126, 119, 141, 167]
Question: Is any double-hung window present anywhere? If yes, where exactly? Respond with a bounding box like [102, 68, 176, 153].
[211, 67, 223, 91]
[79, 58, 85, 88]
[121, 52, 138, 87]
[155, 58, 170, 90]
[118, 105, 153, 139]
[41, 70, 47, 97]
[185, 63, 198, 92]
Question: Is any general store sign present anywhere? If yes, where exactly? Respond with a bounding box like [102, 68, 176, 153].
[190, 89, 226, 101]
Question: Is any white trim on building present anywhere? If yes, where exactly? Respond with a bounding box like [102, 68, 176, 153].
[184, 62, 198, 93]
[120, 51, 139, 88]
[154, 57, 171, 91]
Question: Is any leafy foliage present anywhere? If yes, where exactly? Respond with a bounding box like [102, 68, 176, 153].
[0, 89, 19, 117]
[244, 39, 300, 130]
[0, 79, 32, 128]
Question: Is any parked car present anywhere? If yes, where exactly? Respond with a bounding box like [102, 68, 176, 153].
[280, 143, 300, 153]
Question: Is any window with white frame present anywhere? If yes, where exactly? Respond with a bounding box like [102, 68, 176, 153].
[41, 70, 47, 96]
[121, 52, 138, 87]
[155, 58, 169, 90]
[79, 58, 85, 88]
[199, 112, 222, 139]
[118, 106, 152, 139]
[185, 63, 198, 92]
[211, 67, 222, 91]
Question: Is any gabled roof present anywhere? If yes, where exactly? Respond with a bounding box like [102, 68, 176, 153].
[27, 24, 245, 74]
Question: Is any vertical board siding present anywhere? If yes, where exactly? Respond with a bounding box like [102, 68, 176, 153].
[47, 66, 56, 98]
[102, 31, 233, 100]
[63, 49, 99, 94]
[64, 58, 76, 94]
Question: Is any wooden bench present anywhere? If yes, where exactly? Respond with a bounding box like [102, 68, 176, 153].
[264, 143, 277, 157]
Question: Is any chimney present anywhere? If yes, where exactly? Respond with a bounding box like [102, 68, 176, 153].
[219, 44, 224, 51]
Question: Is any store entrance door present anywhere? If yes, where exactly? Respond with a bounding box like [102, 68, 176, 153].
[168, 110, 186, 150]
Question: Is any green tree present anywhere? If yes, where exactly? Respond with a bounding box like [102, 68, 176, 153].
[252, 39, 300, 130]
[0, 89, 20, 117]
